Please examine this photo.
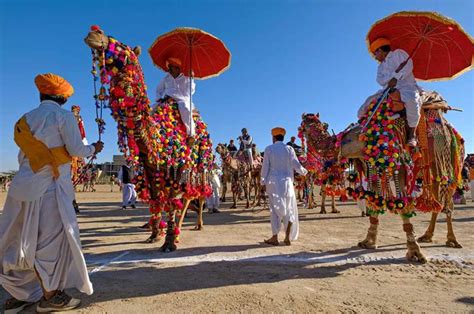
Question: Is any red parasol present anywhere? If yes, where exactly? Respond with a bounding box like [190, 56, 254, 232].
[148, 27, 231, 80]
[367, 11, 474, 81]
[149, 28, 230, 135]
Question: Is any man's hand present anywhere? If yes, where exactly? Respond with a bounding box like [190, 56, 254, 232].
[93, 141, 104, 154]
[388, 77, 397, 88]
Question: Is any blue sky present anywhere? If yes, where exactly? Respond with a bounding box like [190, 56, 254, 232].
[0, 0, 472, 171]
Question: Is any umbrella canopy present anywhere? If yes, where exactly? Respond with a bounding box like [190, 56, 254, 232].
[367, 11, 474, 81]
[148, 27, 231, 79]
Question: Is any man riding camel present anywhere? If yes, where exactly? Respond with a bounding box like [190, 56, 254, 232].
[155, 57, 196, 139]
[227, 139, 238, 157]
[358, 38, 421, 147]
[238, 128, 254, 168]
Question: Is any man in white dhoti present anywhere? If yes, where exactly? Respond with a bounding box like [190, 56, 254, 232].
[261, 127, 308, 246]
[206, 168, 222, 213]
[117, 164, 137, 209]
[358, 38, 421, 147]
[0, 73, 104, 313]
[155, 57, 196, 137]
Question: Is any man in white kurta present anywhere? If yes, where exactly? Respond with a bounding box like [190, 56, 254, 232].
[155, 57, 196, 136]
[0, 73, 103, 312]
[358, 38, 421, 146]
[117, 164, 137, 209]
[206, 168, 222, 213]
[261, 127, 308, 246]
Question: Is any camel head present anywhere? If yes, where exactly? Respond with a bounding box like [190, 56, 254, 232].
[84, 25, 109, 51]
[300, 113, 336, 157]
[338, 124, 365, 159]
[215, 143, 227, 156]
[84, 25, 142, 58]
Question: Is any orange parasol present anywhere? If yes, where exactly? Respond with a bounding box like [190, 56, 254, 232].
[149, 28, 231, 135]
[148, 27, 231, 80]
[367, 11, 474, 81]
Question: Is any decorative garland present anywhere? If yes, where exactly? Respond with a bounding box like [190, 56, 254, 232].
[358, 96, 403, 175]
[346, 186, 415, 217]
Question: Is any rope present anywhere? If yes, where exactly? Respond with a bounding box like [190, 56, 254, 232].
[415, 110, 442, 212]
[72, 49, 106, 187]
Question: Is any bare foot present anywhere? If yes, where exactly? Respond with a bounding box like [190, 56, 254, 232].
[283, 238, 291, 246]
[264, 237, 279, 246]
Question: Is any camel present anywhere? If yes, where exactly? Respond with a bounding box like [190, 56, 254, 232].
[340, 91, 464, 250]
[304, 90, 464, 263]
[82, 167, 101, 192]
[249, 145, 264, 207]
[84, 26, 214, 252]
[301, 110, 426, 263]
[298, 114, 344, 214]
[216, 144, 251, 208]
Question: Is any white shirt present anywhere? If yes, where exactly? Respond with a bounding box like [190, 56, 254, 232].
[359, 49, 421, 127]
[377, 49, 417, 90]
[155, 73, 195, 107]
[8, 100, 96, 201]
[155, 73, 197, 135]
[261, 141, 308, 185]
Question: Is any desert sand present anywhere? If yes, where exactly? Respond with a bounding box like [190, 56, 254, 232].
[1, 184, 473, 313]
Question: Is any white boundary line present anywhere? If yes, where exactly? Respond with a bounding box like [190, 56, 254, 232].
[87, 252, 474, 273]
[89, 251, 130, 275]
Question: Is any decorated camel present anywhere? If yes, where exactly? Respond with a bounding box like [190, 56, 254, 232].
[298, 114, 346, 214]
[84, 26, 214, 252]
[302, 90, 464, 263]
[215, 143, 252, 208]
[249, 145, 264, 207]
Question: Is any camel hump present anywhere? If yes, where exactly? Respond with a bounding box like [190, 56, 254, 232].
[420, 90, 450, 111]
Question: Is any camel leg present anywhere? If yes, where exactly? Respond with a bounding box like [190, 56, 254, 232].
[195, 198, 204, 230]
[256, 185, 265, 207]
[445, 210, 462, 248]
[160, 208, 177, 253]
[251, 179, 257, 206]
[231, 189, 237, 209]
[308, 194, 314, 209]
[177, 199, 192, 229]
[220, 182, 226, 202]
[403, 216, 427, 263]
[146, 214, 160, 243]
[245, 183, 250, 209]
[231, 178, 237, 209]
[330, 192, 339, 213]
[418, 212, 438, 243]
[358, 214, 379, 249]
[320, 187, 327, 214]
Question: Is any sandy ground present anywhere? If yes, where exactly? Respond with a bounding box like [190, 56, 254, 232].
[0, 184, 473, 313]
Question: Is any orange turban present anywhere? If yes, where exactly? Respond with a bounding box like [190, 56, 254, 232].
[370, 38, 391, 54]
[35, 73, 74, 98]
[271, 127, 286, 137]
[166, 57, 182, 69]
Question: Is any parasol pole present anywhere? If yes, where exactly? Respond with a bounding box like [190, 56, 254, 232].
[395, 38, 424, 74]
[189, 41, 194, 136]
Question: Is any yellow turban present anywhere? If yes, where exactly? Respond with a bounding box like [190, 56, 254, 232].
[166, 57, 182, 69]
[271, 127, 286, 137]
[370, 38, 391, 54]
[35, 73, 74, 98]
